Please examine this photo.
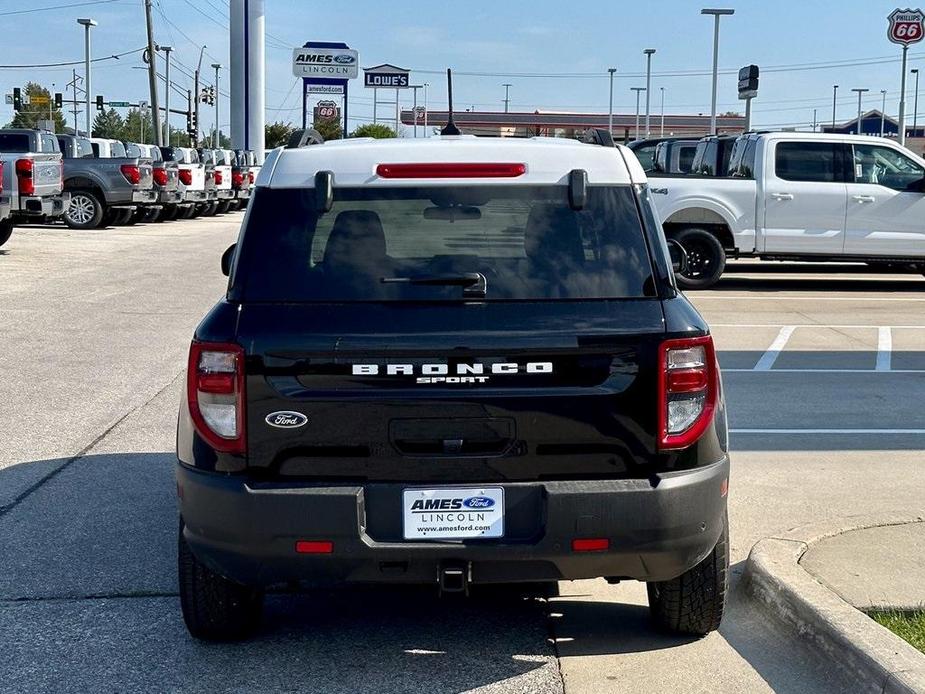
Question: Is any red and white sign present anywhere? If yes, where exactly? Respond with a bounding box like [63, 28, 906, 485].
[888, 8, 925, 45]
[313, 100, 339, 121]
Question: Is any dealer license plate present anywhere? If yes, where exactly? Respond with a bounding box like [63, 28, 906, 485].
[402, 487, 504, 540]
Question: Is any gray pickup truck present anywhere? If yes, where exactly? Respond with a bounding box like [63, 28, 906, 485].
[129, 143, 182, 223]
[0, 129, 68, 246]
[58, 134, 157, 229]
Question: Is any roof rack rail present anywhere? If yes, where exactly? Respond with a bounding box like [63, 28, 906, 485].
[286, 128, 325, 149]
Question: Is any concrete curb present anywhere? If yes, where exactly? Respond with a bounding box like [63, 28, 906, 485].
[744, 513, 925, 694]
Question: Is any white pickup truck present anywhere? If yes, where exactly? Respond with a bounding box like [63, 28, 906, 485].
[650, 132, 925, 288]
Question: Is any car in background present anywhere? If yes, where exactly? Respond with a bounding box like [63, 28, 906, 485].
[651, 139, 699, 175]
[628, 135, 705, 173]
[161, 146, 207, 218]
[129, 143, 182, 222]
[0, 129, 67, 240]
[688, 135, 739, 178]
[230, 149, 252, 209]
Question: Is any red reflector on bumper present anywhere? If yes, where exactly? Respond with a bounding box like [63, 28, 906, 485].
[572, 538, 609, 552]
[295, 540, 333, 554]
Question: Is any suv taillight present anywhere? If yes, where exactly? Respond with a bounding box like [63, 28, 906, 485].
[178, 168, 192, 186]
[153, 167, 168, 186]
[657, 335, 717, 450]
[120, 164, 141, 185]
[187, 342, 246, 454]
[214, 170, 223, 185]
[15, 159, 34, 196]
[232, 171, 244, 188]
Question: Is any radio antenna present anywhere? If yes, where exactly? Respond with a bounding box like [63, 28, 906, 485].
[440, 68, 461, 136]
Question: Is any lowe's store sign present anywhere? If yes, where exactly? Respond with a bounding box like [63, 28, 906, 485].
[292, 47, 359, 79]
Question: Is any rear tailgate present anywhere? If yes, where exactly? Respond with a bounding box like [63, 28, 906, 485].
[26, 153, 63, 198]
[239, 301, 666, 483]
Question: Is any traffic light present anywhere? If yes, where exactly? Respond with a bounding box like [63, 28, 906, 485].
[187, 109, 197, 133]
[12, 87, 21, 111]
[208, 86, 215, 106]
[95, 95, 104, 111]
[54, 92, 63, 109]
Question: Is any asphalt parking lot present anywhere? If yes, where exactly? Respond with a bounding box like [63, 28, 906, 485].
[1, 220, 923, 693]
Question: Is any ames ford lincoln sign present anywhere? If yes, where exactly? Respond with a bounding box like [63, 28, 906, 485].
[292, 47, 359, 78]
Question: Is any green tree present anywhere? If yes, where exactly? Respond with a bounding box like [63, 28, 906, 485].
[351, 123, 397, 139]
[92, 108, 125, 139]
[312, 119, 342, 141]
[123, 108, 154, 144]
[265, 120, 295, 149]
[197, 129, 232, 149]
[6, 82, 67, 132]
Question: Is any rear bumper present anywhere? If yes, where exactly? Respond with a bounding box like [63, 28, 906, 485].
[185, 190, 208, 203]
[17, 194, 67, 217]
[132, 190, 158, 204]
[158, 190, 183, 204]
[217, 189, 235, 200]
[178, 458, 729, 588]
[234, 188, 251, 200]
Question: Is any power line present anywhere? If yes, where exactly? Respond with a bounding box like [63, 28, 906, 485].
[0, 47, 144, 70]
[0, 0, 122, 16]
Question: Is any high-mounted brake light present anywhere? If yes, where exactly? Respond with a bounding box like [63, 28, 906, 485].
[15, 159, 34, 196]
[375, 163, 526, 179]
[120, 164, 141, 185]
[657, 335, 718, 450]
[186, 342, 246, 454]
[214, 170, 223, 185]
[152, 167, 168, 187]
[178, 168, 193, 186]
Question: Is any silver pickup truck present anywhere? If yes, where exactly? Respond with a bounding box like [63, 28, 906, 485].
[0, 129, 68, 244]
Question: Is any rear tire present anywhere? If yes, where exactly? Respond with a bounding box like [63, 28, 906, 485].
[673, 227, 726, 290]
[178, 521, 264, 641]
[0, 220, 12, 247]
[646, 513, 728, 636]
[64, 190, 105, 230]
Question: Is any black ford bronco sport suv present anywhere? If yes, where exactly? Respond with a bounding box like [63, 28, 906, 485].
[176, 134, 729, 641]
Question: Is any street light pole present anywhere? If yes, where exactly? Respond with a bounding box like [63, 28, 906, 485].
[212, 63, 222, 147]
[194, 45, 206, 145]
[913, 69, 920, 137]
[76, 18, 97, 137]
[660, 86, 665, 137]
[832, 84, 838, 130]
[852, 88, 869, 135]
[607, 68, 616, 136]
[410, 84, 422, 138]
[880, 90, 887, 137]
[160, 45, 172, 144]
[644, 49, 655, 137]
[631, 87, 645, 139]
[502, 83, 512, 113]
[423, 82, 428, 137]
[701, 8, 734, 135]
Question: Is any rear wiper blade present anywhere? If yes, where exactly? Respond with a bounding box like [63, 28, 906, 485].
[381, 272, 487, 297]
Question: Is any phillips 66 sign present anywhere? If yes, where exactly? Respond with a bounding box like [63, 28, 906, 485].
[888, 8, 925, 45]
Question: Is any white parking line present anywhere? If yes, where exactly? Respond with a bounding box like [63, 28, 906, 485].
[876, 327, 892, 372]
[697, 295, 925, 302]
[711, 324, 925, 329]
[731, 428, 925, 434]
[725, 368, 925, 373]
[753, 326, 795, 371]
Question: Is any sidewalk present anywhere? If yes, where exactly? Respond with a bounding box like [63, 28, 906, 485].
[800, 522, 925, 612]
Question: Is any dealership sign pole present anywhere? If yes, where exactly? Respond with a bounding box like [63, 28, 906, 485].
[293, 42, 358, 138]
[888, 8, 925, 145]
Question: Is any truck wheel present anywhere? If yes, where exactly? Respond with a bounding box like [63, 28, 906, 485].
[64, 191, 104, 230]
[673, 228, 726, 290]
[646, 513, 728, 636]
[178, 521, 263, 641]
[216, 200, 232, 214]
[0, 220, 12, 247]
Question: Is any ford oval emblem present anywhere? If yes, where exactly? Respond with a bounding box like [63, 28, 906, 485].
[265, 411, 308, 429]
[463, 496, 495, 509]
[334, 54, 355, 64]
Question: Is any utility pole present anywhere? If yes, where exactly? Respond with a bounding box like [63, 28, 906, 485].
[880, 90, 887, 137]
[898, 45, 909, 146]
[502, 83, 512, 113]
[832, 85, 839, 130]
[76, 18, 96, 137]
[187, 89, 193, 147]
[410, 84, 422, 137]
[423, 82, 428, 137]
[607, 68, 616, 136]
[852, 88, 869, 135]
[143, 0, 162, 145]
[660, 86, 665, 137]
[193, 45, 206, 145]
[701, 8, 734, 135]
[813, 108, 817, 132]
[644, 49, 655, 137]
[212, 63, 222, 147]
[631, 87, 645, 140]
[913, 69, 920, 137]
[160, 45, 172, 144]
[67, 69, 83, 134]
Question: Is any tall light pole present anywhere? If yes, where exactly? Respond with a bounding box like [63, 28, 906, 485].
[423, 82, 428, 137]
[701, 8, 734, 135]
[160, 45, 173, 144]
[660, 87, 665, 137]
[410, 84, 422, 138]
[76, 18, 97, 137]
[880, 90, 887, 137]
[913, 69, 920, 137]
[502, 83, 512, 113]
[607, 68, 616, 136]
[193, 45, 206, 145]
[644, 49, 655, 137]
[212, 63, 222, 147]
[852, 88, 869, 135]
[831, 84, 839, 130]
[631, 87, 645, 139]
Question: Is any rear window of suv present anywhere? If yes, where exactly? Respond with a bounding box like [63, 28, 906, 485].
[233, 185, 656, 302]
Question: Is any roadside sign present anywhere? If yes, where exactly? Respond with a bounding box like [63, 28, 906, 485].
[364, 64, 410, 89]
[109, 101, 130, 107]
[738, 65, 759, 100]
[888, 8, 925, 45]
[313, 101, 340, 121]
[4, 94, 12, 105]
[413, 106, 426, 123]
[307, 83, 345, 95]
[31, 95, 49, 106]
[292, 47, 358, 79]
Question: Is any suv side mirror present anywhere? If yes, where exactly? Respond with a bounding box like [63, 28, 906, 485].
[667, 239, 688, 274]
[221, 243, 237, 277]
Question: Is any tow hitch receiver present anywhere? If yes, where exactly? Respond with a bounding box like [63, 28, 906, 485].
[438, 562, 470, 595]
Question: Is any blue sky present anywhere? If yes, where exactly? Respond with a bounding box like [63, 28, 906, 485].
[2, 0, 923, 134]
